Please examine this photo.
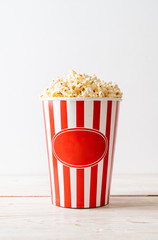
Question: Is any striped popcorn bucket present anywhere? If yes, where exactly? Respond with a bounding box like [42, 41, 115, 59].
[42, 98, 120, 208]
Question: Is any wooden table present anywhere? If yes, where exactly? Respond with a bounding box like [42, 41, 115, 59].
[0, 175, 158, 240]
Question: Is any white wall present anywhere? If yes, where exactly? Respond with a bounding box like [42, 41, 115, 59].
[0, 0, 158, 175]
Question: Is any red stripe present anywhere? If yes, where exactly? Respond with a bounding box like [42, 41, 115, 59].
[60, 101, 68, 129]
[107, 101, 119, 204]
[89, 166, 98, 207]
[76, 101, 84, 208]
[76, 101, 84, 127]
[42, 101, 53, 204]
[101, 101, 112, 206]
[60, 101, 71, 208]
[76, 169, 84, 208]
[90, 101, 101, 207]
[48, 101, 60, 206]
[93, 101, 101, 130]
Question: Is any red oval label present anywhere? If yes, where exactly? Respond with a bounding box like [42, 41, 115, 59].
[52, 128, 108, 168]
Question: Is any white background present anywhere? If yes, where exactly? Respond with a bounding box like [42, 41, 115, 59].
[0, 0, 158, 175]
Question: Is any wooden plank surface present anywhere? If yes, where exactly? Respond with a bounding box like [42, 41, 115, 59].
[0, 197, 157, 240]
[0, 175, 158, 240]
[0, 174, 158, 196]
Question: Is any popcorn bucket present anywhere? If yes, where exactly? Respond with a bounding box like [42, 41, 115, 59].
[42, 98, 121, 208]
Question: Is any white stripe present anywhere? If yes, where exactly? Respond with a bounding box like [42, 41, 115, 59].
[84, 167, 91, 208]
[67, 101, 77, 207]
[84, 101, 93, 128]
[53, 101, 64, 207]
[96, 159, 103, 207]
[105, 101, 116, 205]
[100, 101, 107, 134]
[84, 101, 94, 208]
[57, 161, 64, 207]
[70, 168, 76, 208]
[96, 101, 108, 206]
[67, 101, 76, 128]
[53, 101, 61, 134]
[44, 101, 55, 204]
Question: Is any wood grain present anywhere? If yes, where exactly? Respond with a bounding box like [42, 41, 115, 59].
[0, 174, 158, 197]
[0, 197, 157, 240]
[0, 175, 158, 240]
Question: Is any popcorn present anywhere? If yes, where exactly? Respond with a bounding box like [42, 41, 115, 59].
[40, 70, 123, 98]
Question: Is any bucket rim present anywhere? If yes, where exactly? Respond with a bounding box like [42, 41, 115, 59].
[40, 97, 122, 102]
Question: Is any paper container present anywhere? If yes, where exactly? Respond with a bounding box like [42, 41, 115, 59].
[42, 98, 121, 208]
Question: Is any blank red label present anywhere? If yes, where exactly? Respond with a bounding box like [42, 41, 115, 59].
[52, 128, 108, 168]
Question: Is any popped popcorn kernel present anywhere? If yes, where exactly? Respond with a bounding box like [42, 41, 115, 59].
[40, 70, 123, 99]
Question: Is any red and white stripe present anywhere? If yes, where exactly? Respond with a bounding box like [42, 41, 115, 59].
[42, 99, 120, 208]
